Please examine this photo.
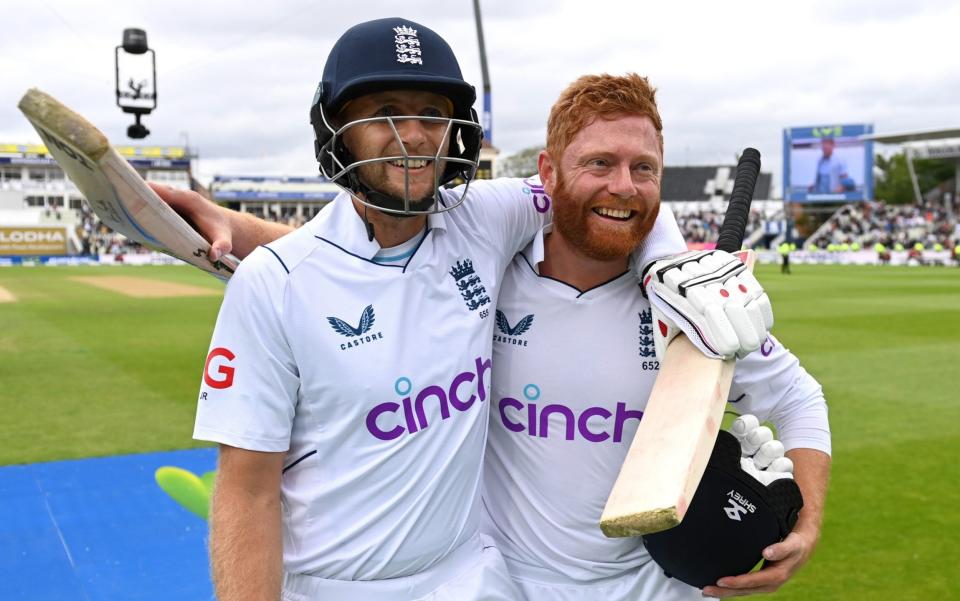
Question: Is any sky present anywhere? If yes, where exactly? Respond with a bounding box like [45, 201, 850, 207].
[2, 0, 958, 195]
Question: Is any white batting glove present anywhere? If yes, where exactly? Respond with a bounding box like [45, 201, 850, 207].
[640, 250, 774, 360]
[729, 414, 794, 486]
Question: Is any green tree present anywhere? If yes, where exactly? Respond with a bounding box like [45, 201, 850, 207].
[498, 145, 543, 178]
[874, 153, 954, 204]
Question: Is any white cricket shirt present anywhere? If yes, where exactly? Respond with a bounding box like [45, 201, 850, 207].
[194, 178, 549, 580]
[482, 219, 831, 583]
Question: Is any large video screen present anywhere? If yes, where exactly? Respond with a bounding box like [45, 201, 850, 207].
[783, 124, 873, 202]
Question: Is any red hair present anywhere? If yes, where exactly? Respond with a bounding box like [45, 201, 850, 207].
[546, 73, 663, 158]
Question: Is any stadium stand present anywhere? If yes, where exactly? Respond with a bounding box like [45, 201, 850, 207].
[661, 165, 776, 247]
[806, 198, 959, 251]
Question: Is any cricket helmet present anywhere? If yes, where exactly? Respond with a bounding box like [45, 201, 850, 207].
[642, 430, 804, 589]
[309, 18, 483, 215]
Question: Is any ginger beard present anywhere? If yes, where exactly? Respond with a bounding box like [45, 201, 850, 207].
[551, 168, 660, 261]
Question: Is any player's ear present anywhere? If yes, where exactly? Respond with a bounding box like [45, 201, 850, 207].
[538, 150, 557, 196]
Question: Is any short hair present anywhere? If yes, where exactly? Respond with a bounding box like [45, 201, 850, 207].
[546, 73, 663, 159]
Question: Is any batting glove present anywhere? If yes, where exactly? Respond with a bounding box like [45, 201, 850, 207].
[640, 250, 774, 360]
[730, 414, 794, 486]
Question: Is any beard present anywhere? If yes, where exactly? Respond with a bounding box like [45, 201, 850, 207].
[551, 170, 660, 261]
[353, 160, 442, 213]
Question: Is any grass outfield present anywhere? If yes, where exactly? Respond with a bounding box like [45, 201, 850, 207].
[0, 265, 224, 463]
[1, 262, 958, 598]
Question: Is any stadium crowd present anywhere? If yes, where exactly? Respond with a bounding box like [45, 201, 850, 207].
[70, 196, 957, 258]
[73, 203, 310, 257]
[807, 200, 959, 251]
[76, 204, 147, 256]
[673, 207, 765, 244]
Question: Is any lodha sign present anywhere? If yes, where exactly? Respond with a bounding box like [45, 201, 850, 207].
[0, 226, 68, 255]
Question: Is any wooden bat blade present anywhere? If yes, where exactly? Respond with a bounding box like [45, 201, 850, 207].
[16, 88, 237, 280]
[601, 335, 733, 536]
[600, 250, 755, 537]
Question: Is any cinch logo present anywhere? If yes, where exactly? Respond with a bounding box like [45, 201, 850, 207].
[327, 305, 385, 351]
[494, 310, 533, 347]
[497, 384, 643, 443]
[204, 347, 236, 389]
[365, 357, 492, 441]
[522, 177, 551, 213]
[760, 336, 775, 357]
[724, 489, 757, 521]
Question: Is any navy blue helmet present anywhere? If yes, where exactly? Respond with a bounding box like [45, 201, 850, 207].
[310, 18, 483, 215]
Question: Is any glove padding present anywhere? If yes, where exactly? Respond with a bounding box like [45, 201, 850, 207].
[641, 250, 774, 359]
[730, 414, 795, 484]
[642, 420, 803, 589]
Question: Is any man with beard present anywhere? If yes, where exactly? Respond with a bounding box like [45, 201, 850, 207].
[154, 33, 787, 596]
[169, 18, 777, 601]
[482, 73, 831, 600]
[185, 18, 560, 601]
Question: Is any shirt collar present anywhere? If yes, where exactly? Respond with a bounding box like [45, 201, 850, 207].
[521, 224, 552, 273]
[322, 191, 448, 260]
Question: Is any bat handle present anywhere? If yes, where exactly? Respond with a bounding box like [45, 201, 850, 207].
[716, 148, 761, 253]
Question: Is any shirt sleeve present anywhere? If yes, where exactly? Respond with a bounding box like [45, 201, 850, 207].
[728, 335, 832, 456]
[450, 176, 552, 259]
[630, 203, 688, 267]
[193, 248, 300, 452]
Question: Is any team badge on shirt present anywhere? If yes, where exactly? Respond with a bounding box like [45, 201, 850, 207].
[638, 309, 656, 358]
[494, 310, 534, 347]
[327, 304, 385, 351]
[449, 259, 491, 317]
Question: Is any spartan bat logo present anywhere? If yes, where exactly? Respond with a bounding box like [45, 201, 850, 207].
[327, 305, 376, 338]
[496, 311, 534, 337]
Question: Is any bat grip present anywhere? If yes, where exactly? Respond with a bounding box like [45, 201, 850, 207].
[716, 148, 761, 253]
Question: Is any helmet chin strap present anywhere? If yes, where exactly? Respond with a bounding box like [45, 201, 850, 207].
[346, 170, 437, 219]
[362, 204, 375, 242]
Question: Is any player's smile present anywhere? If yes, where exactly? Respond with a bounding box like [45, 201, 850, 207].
[340, 90, 453, 201]
[388, 158, 431, 169]
[539, 114, 663, 261]
[591, 207, 636, 221]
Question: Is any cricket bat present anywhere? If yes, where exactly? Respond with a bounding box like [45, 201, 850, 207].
[600, 148, 762, 537]
[17, 88, 238, 280]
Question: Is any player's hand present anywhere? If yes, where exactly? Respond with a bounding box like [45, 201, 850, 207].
[701, 415, 807, 598]
[640, 250, 773, 360]
[148, 183, 233, 262]
[729, 414, 793, 486]
[701, 529, 817, 598]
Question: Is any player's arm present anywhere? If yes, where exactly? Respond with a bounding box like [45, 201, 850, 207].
[149, 183, 293, 260]
[452, 177, 552, 259]
[209, 445, 285, 601]
[704, 342, 832, 597]
[782, 447, 830, 555]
